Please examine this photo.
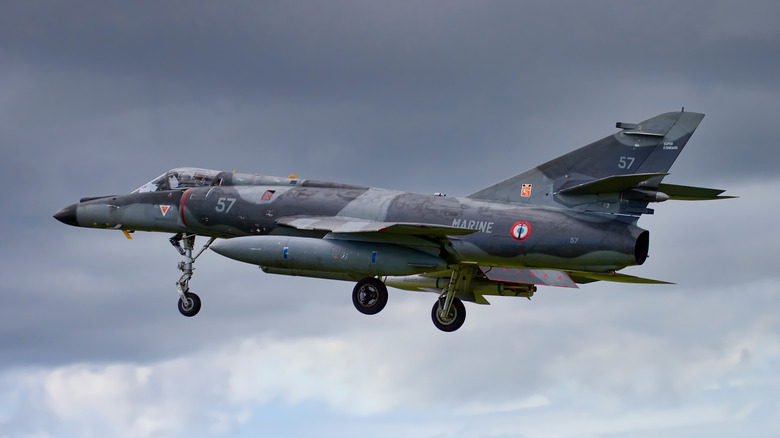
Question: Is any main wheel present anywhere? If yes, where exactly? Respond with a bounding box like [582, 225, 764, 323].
[352, 278, 388, 315]
[431, 296, 466, 332]
[178, 292, 201, 317]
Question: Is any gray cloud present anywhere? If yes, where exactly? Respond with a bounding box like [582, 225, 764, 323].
[1, 1, 779, 437]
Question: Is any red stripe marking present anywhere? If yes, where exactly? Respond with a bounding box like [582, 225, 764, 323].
[180, 188, 191, 226]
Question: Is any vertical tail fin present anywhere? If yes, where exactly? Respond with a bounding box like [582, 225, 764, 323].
[468, 110, 705, 216]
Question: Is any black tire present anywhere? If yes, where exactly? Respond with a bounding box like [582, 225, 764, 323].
[178, 292, 201, 317]
[431, 297, 466, 332]
[352, 278, 388, 315]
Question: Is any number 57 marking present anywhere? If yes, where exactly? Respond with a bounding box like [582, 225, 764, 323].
[215, 197, 236, 213]
[618, 156, 635, 169]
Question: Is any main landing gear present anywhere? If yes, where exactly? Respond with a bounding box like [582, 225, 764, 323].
[431, 296, 466, 332]
[170, 233, 216, 317]
[429, 265, 474, 332]
[352, 277, 388, 315]
[351, 270, 469, 332]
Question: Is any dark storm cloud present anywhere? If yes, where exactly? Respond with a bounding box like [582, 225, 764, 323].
[1, 0, 776, 354]
[1, 1, 779, 437]
[2, 1, 775, 113]
[4, 1, 776, 101]
[2, 0, 777, 199]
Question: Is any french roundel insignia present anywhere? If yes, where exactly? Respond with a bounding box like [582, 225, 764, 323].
[510, 221, 531, 241]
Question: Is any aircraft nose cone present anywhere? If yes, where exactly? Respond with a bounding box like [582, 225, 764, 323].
[54, 203, 78, 226]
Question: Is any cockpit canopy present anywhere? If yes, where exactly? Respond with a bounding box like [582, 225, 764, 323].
[134, 168, 222, 193]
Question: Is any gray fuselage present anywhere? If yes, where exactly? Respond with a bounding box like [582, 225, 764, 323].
[62, 178, 648, 273]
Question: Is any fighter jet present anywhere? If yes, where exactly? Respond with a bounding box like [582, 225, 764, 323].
[54, 110, 732, 331]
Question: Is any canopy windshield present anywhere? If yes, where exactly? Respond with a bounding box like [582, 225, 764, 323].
[134, 168, 222, 193]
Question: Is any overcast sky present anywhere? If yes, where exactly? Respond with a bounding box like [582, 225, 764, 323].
[1, 1, 779, 437]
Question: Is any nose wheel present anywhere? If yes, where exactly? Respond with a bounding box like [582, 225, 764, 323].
[178, 292, 201, 317]
[170, 234, 215, 317]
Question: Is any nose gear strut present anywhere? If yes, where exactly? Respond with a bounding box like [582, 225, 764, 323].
[170, 233, 216, 317]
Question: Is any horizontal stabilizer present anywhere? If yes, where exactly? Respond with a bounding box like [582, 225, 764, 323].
[566, 270, 673, 284]
[657, 183, 736, 200]
[557, 173, 668, 195]
[481, 266, 578, 288]
[277, 215, 478, 236]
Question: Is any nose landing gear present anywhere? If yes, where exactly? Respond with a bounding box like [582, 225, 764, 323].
[170, 233, 216, 317]
[178, 291, 201, 317]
